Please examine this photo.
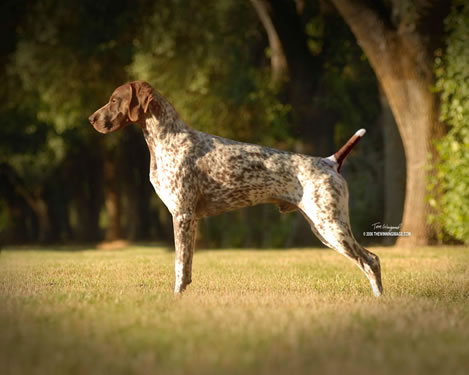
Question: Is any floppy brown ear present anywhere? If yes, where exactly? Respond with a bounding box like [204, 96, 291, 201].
[140, 83, 154, 114]
[128, 83, 140, 123]
[128, 81, 153, 123]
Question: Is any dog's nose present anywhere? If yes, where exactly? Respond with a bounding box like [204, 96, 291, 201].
[89, 114, 96, 124]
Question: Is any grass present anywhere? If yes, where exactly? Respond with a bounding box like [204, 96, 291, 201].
[1, 245, 468, 375]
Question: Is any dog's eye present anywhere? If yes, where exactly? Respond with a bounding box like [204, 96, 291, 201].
[111, 98, 117, 104]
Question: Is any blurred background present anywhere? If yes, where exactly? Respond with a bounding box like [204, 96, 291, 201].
[0, 0, 467, 248]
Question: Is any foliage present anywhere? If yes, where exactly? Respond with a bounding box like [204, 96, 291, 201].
[432, 0, 469, 244]
[0, 0, 149, 241]
[1, 0, 137, 187]
[129, 0, 292, 147]
[8, 0, 145, 135]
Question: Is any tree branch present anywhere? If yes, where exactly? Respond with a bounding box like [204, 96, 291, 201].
[250, 0, 288, 84]
[329, 0, 394, 69]
[250, 0, 320, 84]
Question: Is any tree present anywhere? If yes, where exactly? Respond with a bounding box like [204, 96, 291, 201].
[330, 0, 450, 246]
[249, 0, 335, 155]
[250, 0, 393, 244]
[2, 0, 152, 243]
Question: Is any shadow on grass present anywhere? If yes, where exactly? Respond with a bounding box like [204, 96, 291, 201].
[2, 241, 172, 253]
[2, 242, 339, 253]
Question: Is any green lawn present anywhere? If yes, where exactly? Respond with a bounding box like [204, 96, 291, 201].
[1, 246, 468, 375]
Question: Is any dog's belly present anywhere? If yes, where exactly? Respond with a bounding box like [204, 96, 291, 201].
[195, 189, 268, 218]
[194, 171, 302, 218]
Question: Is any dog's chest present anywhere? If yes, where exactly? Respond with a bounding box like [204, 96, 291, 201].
[148, 142, 196, 214]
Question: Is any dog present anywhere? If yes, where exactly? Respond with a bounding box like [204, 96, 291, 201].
[89, 80, 383, 296]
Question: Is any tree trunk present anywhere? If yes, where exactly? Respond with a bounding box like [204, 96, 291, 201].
[121, 127, 152, 241]
[1, 163, 52, 243]
[379, 91, 406, 245]
[382, 66, 440, 246]
[5, 200, 29, 244]
[66, 140, 103, 242]
[103, 149, 122, 241]
[331, 0, 444, 246]
[34, 196, 51, 243]
[14, 184, 51, 243]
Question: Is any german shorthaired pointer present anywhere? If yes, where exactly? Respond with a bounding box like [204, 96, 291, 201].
[89, 81, 383, 296]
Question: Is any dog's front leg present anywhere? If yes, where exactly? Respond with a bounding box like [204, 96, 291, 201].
[173, 213, 197, 293]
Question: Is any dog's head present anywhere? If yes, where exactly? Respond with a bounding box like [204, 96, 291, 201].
[89, 81, 154, 133]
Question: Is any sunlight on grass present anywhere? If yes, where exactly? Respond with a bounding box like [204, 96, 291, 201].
[1, 246, 468, 375]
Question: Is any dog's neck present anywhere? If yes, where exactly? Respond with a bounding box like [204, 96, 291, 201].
[141, 97, 191, 146]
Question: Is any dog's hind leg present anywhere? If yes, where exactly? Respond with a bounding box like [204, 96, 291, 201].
[300, 177, 383, 296]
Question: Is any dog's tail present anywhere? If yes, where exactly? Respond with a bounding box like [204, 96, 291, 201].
[324, 129, 366, 173]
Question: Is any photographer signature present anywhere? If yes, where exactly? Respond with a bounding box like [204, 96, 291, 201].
[371, 222, 402, 231]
